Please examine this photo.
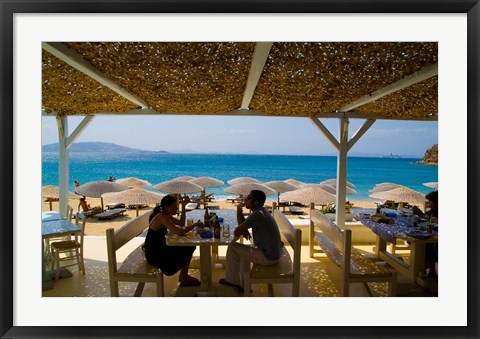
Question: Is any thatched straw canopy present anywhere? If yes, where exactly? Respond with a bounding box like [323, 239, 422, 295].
[42, 42, 437, 121]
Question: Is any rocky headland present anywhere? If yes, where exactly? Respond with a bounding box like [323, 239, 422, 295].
[416, 144, 438, 165]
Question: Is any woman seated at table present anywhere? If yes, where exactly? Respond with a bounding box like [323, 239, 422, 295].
[424, 190, 438, 279]
[144, 195, 203, 287]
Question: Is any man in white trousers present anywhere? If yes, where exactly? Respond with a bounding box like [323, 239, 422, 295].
[219, 189, 282, 292]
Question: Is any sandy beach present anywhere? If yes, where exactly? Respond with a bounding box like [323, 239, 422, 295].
[42, 197, 376, 236]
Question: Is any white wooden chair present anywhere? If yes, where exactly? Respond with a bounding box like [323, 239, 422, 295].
[243, 203, 302, 297]
[50, 212, 87, 281]
[106, 213, 165, 297]
[45, 205, 73, 261]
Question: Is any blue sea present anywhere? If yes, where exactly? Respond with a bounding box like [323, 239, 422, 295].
[42, 153, 438, 202]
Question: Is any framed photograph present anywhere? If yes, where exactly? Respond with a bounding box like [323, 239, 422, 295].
[1, 1, 478, 338]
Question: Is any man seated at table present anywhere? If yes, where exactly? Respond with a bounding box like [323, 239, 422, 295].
[219, 190, 282, 292]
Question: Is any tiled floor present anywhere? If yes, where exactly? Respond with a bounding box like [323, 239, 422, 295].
[42, 237, 437, 298]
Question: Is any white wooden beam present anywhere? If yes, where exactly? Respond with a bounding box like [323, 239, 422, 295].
[42, 42, 149, 109]
[347, 119, 376, 151]
[241, 42, 273, 109]
[42, 108, 438, 121]
[56, 116, 69, 216]
[66, 115, 95, 149]
[63, 108, 274, 117]
[339, 63, 438, 112]
[335, 117, 349, 228]
[309, 117, 340, 151]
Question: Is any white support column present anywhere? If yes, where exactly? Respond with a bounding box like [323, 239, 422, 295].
[56, 116, 69, 216]
[335, 118, 349, 227]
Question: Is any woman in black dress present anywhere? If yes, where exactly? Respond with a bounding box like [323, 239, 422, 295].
[144, 195, 203, 286]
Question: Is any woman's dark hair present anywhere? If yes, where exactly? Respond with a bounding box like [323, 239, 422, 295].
[425, 190, 438, 203]
[149, 195, 177, 222]
[250, 190, 266, 206]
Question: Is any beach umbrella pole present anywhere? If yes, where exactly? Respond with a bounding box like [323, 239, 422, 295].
[136, 205, 139, 217]
[49, 200, 52, 211]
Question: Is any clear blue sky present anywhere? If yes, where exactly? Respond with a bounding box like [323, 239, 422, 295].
[41, 115, 438, 157]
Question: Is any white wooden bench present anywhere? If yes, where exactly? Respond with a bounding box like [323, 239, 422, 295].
[243, 202, 302, 297]
[309, 207, 396, 297]
[106, 213, 165, 297]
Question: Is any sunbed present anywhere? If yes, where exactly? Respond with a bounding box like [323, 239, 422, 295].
[93, 208, 127, 220]
[185, 202, 198, 211]
[288, 206, 306, 215]
[128, 204, 148, 209]
[205, 193, 215, 202]
[106, 202, 126, 210]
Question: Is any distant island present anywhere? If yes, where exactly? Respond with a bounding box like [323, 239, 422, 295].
[417, 144, 438, 165]
[42, 142, 169, 153]
[382, 153, 402, 159]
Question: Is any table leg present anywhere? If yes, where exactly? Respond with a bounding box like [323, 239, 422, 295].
[375, 235, 386, 256]
[42, 239, 54, 291]
[199, 245, 212, 289]
[409, 241, 427, 282]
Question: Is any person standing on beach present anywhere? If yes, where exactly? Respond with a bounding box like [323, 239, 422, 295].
[219, 190, 282, 292]
[144, 195, 203, 287]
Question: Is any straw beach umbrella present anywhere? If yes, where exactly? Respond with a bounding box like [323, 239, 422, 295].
[423, 182, 438, 190]
[115, 177, 152, 188]
[284, 179, 304, 186]
[189, 176, 224, 204]
[75, 180, 128, 210]
[172, 176, 195, 181]
[41, 185, 82, 211]
[227, 177, 262, 185]
[280, 186, 336, 206]
[153, 180, 203, 211]
[190, 176, 224, 188]
[264, 180, 299, 205]
[153, 180, 203, 194]
[369, 183, 405, 193]
[224, 183, 276, 197]
[369, 186, 426, 210]
[102, 188, 165, 216]
[320, 178, 356, 189]
[300, 183, 357, 195]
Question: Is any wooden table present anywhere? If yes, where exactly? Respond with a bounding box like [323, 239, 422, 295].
[351, 208, 438, 286]
[165, 210, 237, 290]
[42, 217, 81, 291]
[41, 211, 64, 222]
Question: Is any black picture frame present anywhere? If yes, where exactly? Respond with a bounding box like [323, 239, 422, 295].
[1, 1, 479, 338]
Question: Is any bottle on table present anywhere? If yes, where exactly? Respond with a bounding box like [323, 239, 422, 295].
[210, 213, 217, 230]
[204, 206, 210, 229]
[214, 216, 221, 239]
